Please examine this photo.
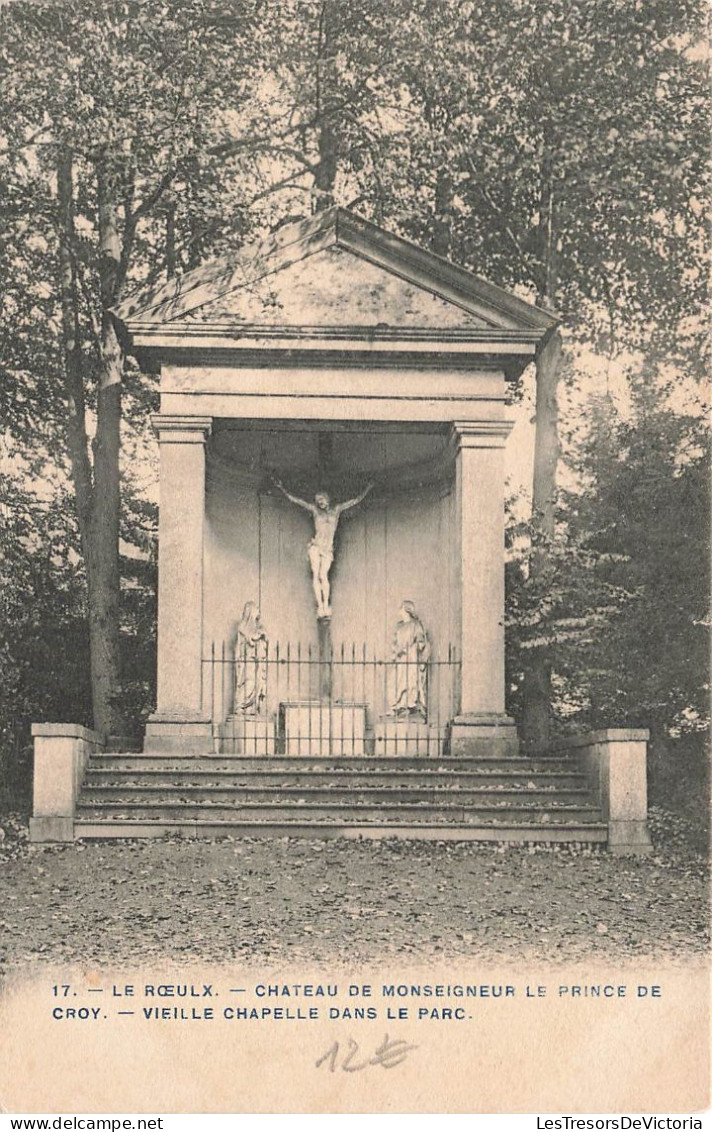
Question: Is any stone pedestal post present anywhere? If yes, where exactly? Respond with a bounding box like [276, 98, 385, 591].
[144, 415, 213, 752]
[29, 723, 104, 842]
[449, 420, 518, 757]
[317, 616, 333, 700]
[554, 730, 652, 854]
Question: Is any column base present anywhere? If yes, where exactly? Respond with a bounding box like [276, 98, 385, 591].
[608, 820, 653, 856]
[449, 713, 520, 758]
[30, 816, 74, 843]
[144, 714, 213, 753]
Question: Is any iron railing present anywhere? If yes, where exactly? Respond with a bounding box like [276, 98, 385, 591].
[204, 642, 460, 758]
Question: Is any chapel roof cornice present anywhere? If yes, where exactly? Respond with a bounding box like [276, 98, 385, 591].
[112, 208, 559, 380]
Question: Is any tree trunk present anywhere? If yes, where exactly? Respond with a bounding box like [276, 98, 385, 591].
[432, 167, 453, 257]
[314, 116, 338, 210]
[57, 149, 126, 740]
[86, 376, 124, 740]
[312, 1, 338, 211]
[91, 160, 126, 739]
[531, 329, 562, 544]
[165, 199, 177, 279]
[520, 135, 562, 751]
[57, 152, 93, 533]
[520, 327, 563, 750]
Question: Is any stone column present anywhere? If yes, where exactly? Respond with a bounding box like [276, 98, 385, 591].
[144, 415, 213, 753]
[449, 420, 519, 757]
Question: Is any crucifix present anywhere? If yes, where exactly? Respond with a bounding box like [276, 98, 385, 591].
[272, 478, 374, 618]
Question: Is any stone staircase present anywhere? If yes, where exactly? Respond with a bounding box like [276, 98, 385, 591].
[73, 752, 607, 843]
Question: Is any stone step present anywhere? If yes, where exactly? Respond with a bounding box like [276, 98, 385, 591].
[88, 754, 581, 775]
[84, 768, 587, 789]
[76, 748, 602, 845]
[75, 800, 602, 824]
[73, 819, 609, 843]
[79, 784, 591, 805]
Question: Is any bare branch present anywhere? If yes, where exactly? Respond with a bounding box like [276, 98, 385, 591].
[247, 169, 312, 206]
[130, 166, 179, 226]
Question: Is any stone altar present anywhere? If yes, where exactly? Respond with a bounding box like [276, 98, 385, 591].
[280, 701, 367, 757]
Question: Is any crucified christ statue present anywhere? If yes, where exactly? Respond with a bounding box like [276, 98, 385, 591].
[273, 478, 374, 617]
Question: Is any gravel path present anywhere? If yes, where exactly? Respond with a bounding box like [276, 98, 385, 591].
[0, 807, 707, 974]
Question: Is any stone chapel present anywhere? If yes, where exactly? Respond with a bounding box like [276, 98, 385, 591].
[30, 209, 651, 851]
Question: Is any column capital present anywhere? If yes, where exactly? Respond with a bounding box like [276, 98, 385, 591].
[151, 414, 213, 443]
[449, 419, 514, 451]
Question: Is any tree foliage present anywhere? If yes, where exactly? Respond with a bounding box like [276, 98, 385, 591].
[0, 0, 707, 768]
[1, 0, 263, 736]
[506, 366, 709, 743]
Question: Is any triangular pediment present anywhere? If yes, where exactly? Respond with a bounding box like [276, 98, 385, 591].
[175, 246, 493, 329]
[114, 209, 557, 340]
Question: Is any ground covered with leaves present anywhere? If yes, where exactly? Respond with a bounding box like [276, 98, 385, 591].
[0, 806, 707, 975]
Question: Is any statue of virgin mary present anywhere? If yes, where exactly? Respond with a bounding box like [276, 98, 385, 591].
[234, 601, 268, 714]
[391, 600, 430, 719]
